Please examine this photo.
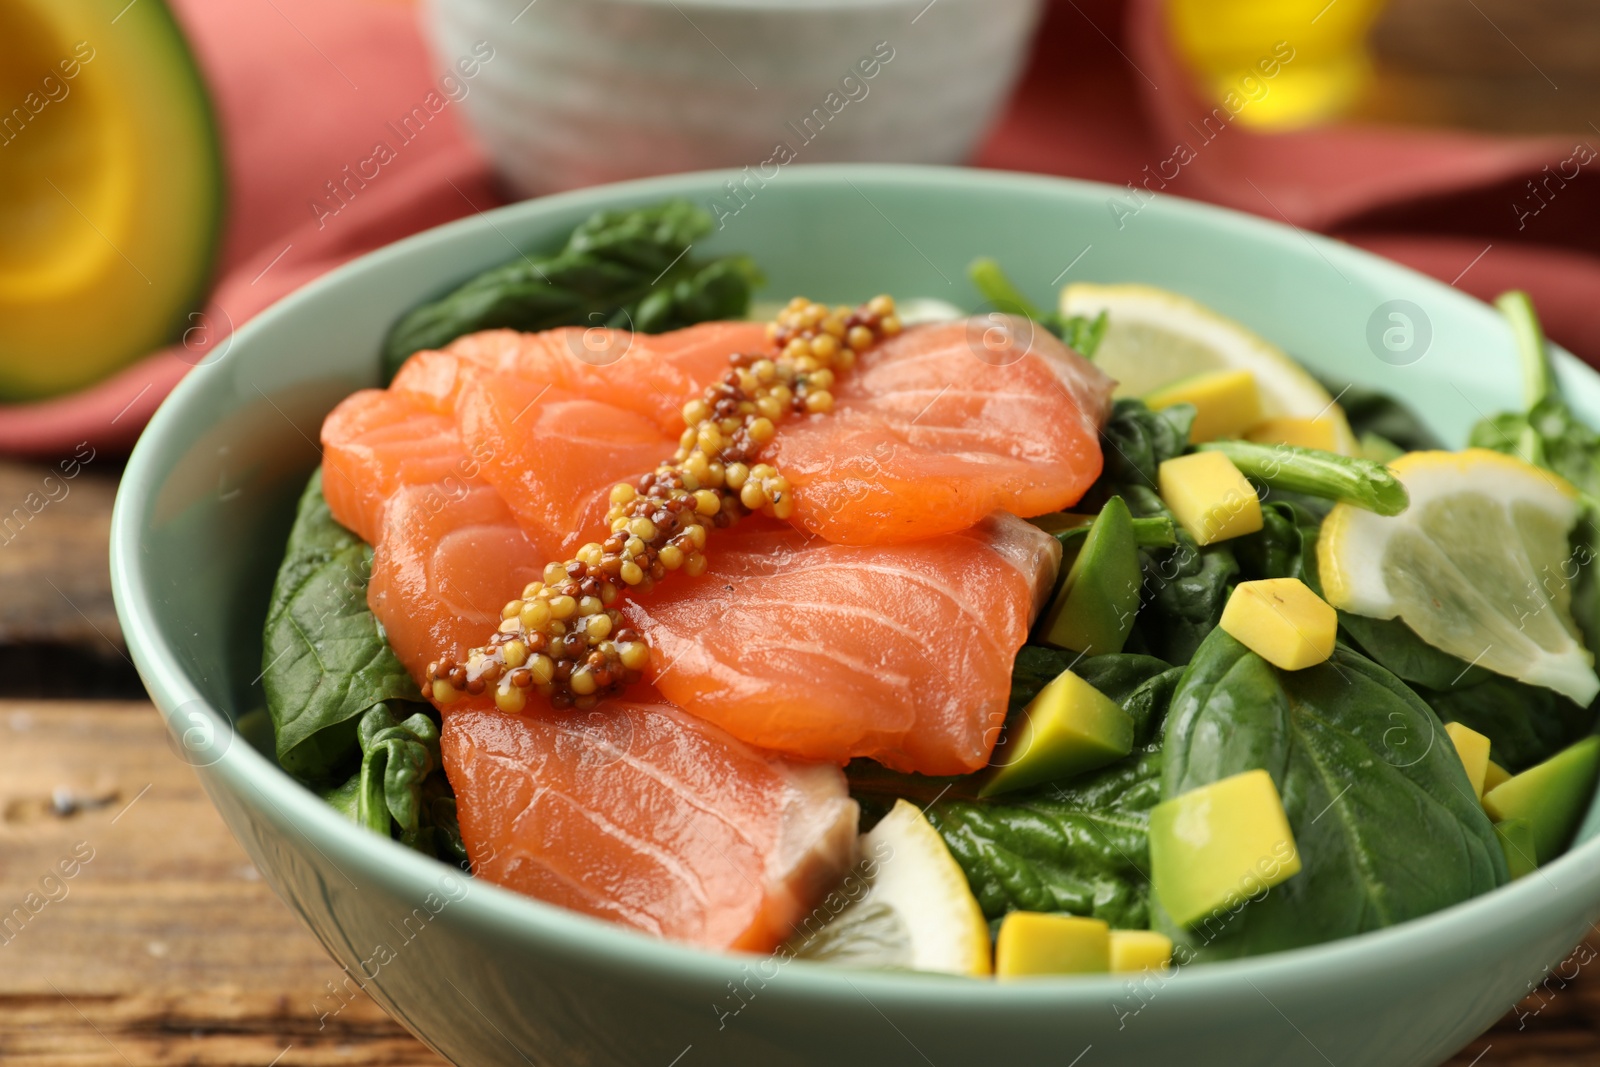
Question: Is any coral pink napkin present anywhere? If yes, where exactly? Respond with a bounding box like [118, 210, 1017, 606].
[8, 0, 1598, 455]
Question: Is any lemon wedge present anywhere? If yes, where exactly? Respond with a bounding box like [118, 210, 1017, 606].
[794, 800, 991, 976]
[1318, 449, 1599, 704]
[1060, 283, 1357, 454]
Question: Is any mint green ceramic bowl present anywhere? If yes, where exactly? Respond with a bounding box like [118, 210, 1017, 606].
[111, 166, 1600, 1067]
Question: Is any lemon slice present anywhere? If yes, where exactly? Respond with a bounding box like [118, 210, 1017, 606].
[1061, 283, 1356, 453]
[790, 800, 990, 975]
[1318, 449, 1599, 704]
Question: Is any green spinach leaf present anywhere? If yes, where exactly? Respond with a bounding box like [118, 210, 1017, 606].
[925, 744, 1161, 928]
[1420, 678, 1594, 773]
[1160, 630, 1506, 962]
[430, 795, 471, 869]
[361, 704, 439, 835]
[1337, 614, 1491, 692]
[381, 200, 762, 380]
[1008, 646, 1166, 708]
[1077, 656, 1183, 747]
[320, 702, 471, 860]
[1007, 645, 1074, 717]
[1093, 399, 1195, 497]
[263, 471, 423, 779]
[1232, 500, 1322, 585]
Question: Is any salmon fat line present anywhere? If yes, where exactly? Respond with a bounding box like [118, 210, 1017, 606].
[427, 295, 903, 712]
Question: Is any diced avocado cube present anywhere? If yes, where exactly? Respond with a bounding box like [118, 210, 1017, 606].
[980, 669, 1134, 796]
[1483, 759, 1512, 794]
[1495, 818, 1539, 880]
[1149, 769, 1301, 929]
[1146, 369, 1262, 442]
[1244, 415, 1345, 453]
[1158, 451, 1263, 546]
[1109, 929, 1173, 973]
[1219, 578, 1336, 670]
[1482, 735, 1600, 863]
[1444, 721, 1492, 799]
[1037, 496, 1142, 656]
[995, 913, 1110, 978]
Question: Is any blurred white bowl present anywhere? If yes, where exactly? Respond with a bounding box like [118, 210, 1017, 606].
[422, 0, 1044, 197]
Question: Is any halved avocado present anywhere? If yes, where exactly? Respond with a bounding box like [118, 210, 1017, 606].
[0, 0, 222, 399]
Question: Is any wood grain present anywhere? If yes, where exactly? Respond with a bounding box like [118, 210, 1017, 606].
[0, 457, 120, 650]
[0, 702, 446, 1067]
[5, 701, 1599, 1065]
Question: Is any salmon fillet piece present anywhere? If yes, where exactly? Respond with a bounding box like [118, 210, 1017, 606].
[322, 388, 552, 683]
[393, 322, 770, 432]
[443, 698, 859, 952]
[767, 317, 1114, 545]
[454, 376, 671, 556]
[388, 321, 769, 553]
[320, 389, 474, 546]
[368, 482, 548, 684]
[322, 319, 1087, 737]
[623, 511, 1060, 775]
[325, 323, 767, 678]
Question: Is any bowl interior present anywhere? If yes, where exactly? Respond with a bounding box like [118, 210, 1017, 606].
[111, 165, 1600, 1026]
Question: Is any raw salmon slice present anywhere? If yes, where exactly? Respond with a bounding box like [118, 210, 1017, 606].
[325, 323, 767, 679]
[623, 511, 1061, 775]
[393, 321, 770, 431]
[322, 318, 1082, 726]
[390, 321, 769, 553]
[369, 482, 547, 683]
[443, 698, 858, 952]
[320, 389, 473, 545]
[768, 317, 1114, 545]
[454, 376, 671, 555]
[321, 386, 553, 683]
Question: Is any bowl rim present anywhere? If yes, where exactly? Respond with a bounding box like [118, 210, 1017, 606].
[111, 162, 1600, 1012]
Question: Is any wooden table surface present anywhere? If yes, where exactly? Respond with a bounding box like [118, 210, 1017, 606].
[0, 703, 443, 1067]
[2, 700, 1597, 1066]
